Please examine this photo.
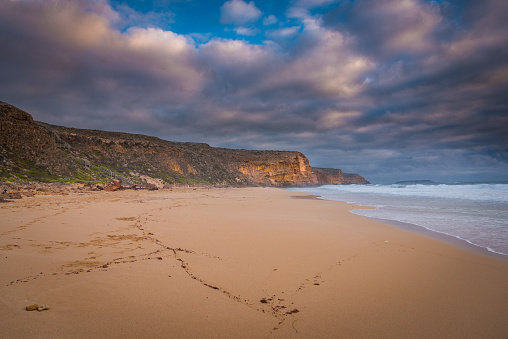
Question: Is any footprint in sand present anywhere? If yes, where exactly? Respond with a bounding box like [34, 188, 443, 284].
[116, 217, 137, 221]
[0, 244, 21, 250]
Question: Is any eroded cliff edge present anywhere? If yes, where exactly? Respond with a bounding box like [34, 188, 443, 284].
[0, 101, 369, 187]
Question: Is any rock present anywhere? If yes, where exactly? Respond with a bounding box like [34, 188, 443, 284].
[145, 183, 158, 190]
[37, 305, 50, 311]
[25, 304, 39, 311]
[0, 192, 22, 199]
[342, 173, 370, 184]
[313, 167, 344, 184]
[1, 101, 34, 123]
[104, 181, 122, 191]
[313, 168, 370, 185]
[236, 153, 317, 186]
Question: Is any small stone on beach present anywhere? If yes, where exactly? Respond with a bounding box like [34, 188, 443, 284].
[25, 304, 39, 311]
[26, 304, 50, 311]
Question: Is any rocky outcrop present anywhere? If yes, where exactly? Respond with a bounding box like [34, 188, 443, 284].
[342, 173, 370, 184]
[1, 101, 369, 187]
[0, 102, 65, 176]
[312, 168, 370, 185]
[313, 168, 344, 184]
[104, 181, 122, 192]
[235, 152, 317, 186]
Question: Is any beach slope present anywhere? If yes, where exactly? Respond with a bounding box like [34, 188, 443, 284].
[1, 188, 507, 338]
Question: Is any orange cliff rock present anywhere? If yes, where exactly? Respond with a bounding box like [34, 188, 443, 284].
[237, 153, 317, 186]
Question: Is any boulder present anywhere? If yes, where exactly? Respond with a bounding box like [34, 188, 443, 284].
[104, 181, 122, 191]
[1, 192, 22, 199]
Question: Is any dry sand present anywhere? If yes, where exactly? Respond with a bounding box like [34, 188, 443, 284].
[1, 187, 507, 338]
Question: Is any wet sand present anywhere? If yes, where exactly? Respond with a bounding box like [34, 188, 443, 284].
[1, 187, 508, 338]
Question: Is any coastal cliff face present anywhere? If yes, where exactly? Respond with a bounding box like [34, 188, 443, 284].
[313, 167, 369, 185]
[0, 102, 68, 176]
[0, 101, 369, 187]
[342, 173, 370, 184]
[313, 168, 344, 184]
[236, 153, 317, 186]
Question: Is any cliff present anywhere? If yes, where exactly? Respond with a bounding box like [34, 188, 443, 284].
[311, 168, 370, 185]
[0, 101, 368, 187]
[312, 168, 344, 184]
[342, 172, 370, 184]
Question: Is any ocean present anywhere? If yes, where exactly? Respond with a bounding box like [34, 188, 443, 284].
[290, 183, 508, 256]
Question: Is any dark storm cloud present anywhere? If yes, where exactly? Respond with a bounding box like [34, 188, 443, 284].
[0, 0, 507, 182]
[318, 0, 508, 174]
[0, 0, 202, 130]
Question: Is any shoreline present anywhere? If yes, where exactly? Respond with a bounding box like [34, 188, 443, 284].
[370, 216, 508, 260]
[297, 192, 508, 260]
[2, 187, 508, 338]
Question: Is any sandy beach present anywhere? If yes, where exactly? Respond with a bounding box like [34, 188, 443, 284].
[1, 187, 507, 338]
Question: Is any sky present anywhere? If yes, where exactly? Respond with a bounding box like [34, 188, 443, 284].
[1, 0, 507, 183]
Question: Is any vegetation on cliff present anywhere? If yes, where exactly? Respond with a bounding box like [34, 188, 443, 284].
[1, 101, 368, 187]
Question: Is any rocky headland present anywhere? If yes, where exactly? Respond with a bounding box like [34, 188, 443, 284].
[0, 101, 368, 195]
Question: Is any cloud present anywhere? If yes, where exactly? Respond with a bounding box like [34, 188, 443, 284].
[295, 0, 336, 9]
[265, 26, 300, 40]
[124, 27, 202, 90]
[263, 14, 277, 26]
[286, 7, 309, 19]
[234, 26, 260, 36]
[113, 3, 175, 30]
[0, 0, 507, 183]
[328, 0, 442, 59]
[198, 38, 282, 99]
[0, 0, 202, 128]
[270, 16, 373, 99]
[317, 110, 360, 130]
[220, 0, 262, 26]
